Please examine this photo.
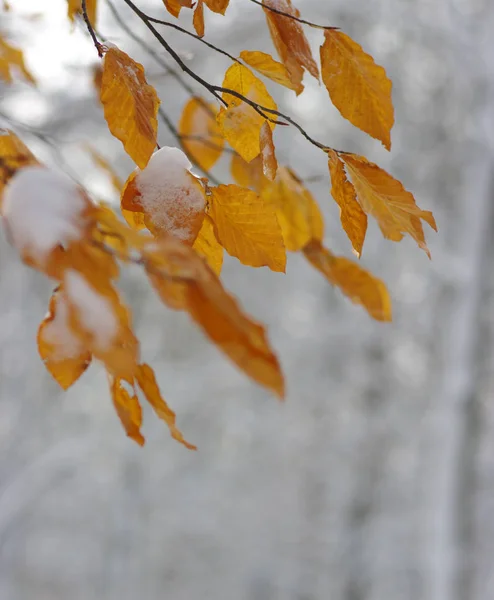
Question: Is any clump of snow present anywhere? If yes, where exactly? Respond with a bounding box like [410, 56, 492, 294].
[2, 166, 88, 262]
[134, 146, 205, 241]
[42, 291, 85, 361]
[64, 270, 118, 352]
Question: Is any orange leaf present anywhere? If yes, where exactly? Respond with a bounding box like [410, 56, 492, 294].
[259, 121, 277, 180]
[203, 0, 229, 14]
[193, 215, 223, 275]
[320, 31, 394, 150]
[230, 153, 264, 192]
[162, 0, 193, 17]
[209, 184, 286, 272]
[179, 97, 224, 171]
[217, 64, 277, 162]
[261, 166, 323, 251]
[341, 153, 437, 257]
[262, 0, 319, 94]
[100, 45, 160, 169]
[0, 36, 35, 84]
[193, 0, 205, 37]
[135, 363, 196, 450]
[67, 0, 98, 27]
[327, 149, 367, 257]
[239, 50, 300, 93]
[304, 240, 392, 321]
[37, 286, 92, 390]
[110, 375, 144, 446]
[0, 130, 38, 207]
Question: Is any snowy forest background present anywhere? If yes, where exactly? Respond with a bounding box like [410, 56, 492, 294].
[1, 0, 494, 599]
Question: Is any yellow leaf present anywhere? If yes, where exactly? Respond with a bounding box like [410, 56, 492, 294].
[327, 149, 367, 257]
[37, 286, 92, 390]
[341, 153, 437, 257]
[162, 0, 193, 17]
[110, 375, 144, 446]
[67, 0, 97, 27]
[259, 121, 277, 180]
[179, 97, 224, 171]
[303, 240, 392, 321]
[0, 36, 35, 84]
[100, 45, 160, 169]
[230, 153, 264, 191]
[135, 363, 196, 450]
[262, 0, 319, 94]
[0, 130, 39, 207]
[217, 63, 277, 163]
[193, 0, 205, 37]
[209, 184, 286, 272]
[262, 167, 324, 252]
[85, 144, 123, 193]
[203, 0, 229, 14]
[239, 50, 300, 93]
[193, 215, 223, 275]
[320, 31, 394, 150]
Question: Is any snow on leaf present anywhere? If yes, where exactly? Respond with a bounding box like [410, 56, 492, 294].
[135, 363, 196, 450]
[37, 286, 92, 390]
[341, 153, 437, 257]
[320, 31, 394, 150]
[193, 215, 224, 276]
[100, 45, 160, 169]
[209, 184, 286, 272]
[303, 240, 392, 321]
[193, 0, 205, 36]
[239, 50, 300, 93]
[179, 97, 224, 171]
[327, 149, 367, 257]
[67, 0, 98, 27]
[0, 35, 36, 84]
[217, 64, 277, 163]
[259, 121, 278, 180]
[262, 0, 319, 94]
[120, 147, 206, 244]
[110, 375, 144, 446]
[262, 166, 323, 252]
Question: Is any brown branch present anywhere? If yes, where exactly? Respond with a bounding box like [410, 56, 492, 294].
[81, 0, 103, 57]
[250, 0, 339, 31]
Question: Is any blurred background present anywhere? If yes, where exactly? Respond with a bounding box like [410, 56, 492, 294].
[1, 1, 494, 599]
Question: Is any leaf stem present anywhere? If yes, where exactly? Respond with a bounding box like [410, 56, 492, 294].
[81, 0, 103, 57]
[250, 0, 339, 31]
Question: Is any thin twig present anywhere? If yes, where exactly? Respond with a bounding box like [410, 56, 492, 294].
[250, 0, 339, 30]
[81, 0, 103, 56]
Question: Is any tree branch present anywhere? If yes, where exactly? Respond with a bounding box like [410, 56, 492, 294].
[250, 0, 339, 30]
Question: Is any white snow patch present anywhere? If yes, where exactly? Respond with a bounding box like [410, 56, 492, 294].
[134, 147, 205, 241]
[43, 292, 85, 361]
[64, 270, 118, 352]
[2, 166, 88, 262]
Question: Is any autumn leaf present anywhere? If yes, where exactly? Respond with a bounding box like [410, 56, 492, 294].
[179, 97, 224, 171]
[262, 0, 319, 94]
[67, 0, 98, 27]
[0, 130, 39, 206]
[262, 166, 324, 252]
[259, 121, 277, 180]
[230, 153, 264, 191]
[135, 363, 196, 450]
[327, 149, 367, 257]
[193, 215, 224, 275]
[100, 45, 160, 169]
[304, 240, 391, 321]
[110, 375, 144, 446]
[209, 184, 286, 272]
[162, 0, 193, 17]
[217, 64, 277, 163]
[320, 31, 394, 150]
[203, 0, 229, 14]
[193, 0, 205, 37]
[37, 286, 92, 390]
[341, 153, 437, 257]
[239, 50, 300, 93]
[0, 36, 35, 84]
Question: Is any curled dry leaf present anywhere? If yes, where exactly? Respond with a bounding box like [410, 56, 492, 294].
[320, 31, 394, 150]
[217, 64, 277, 163]
[303, 240, 392, 321]
[262, 0, 319, 94]
[327, 149, 367, 257]
[259, 121, 278, 180]
[341, 153, 437, 257]
[162, 0, 193, 18]
[100, 45, 160, 169]
[110, 375, 144, 446]
[239, 50, 300, 93]
[203, 0, 230, 14]
[179, 97, 224, 171]
[0, 36, 35, 84]
[209, 184, 286, 272]
[262, 167, 324, 252]
[37, 286, 92, 390]
[193, 0, 205, 37]
[193, 215, 224, 276]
